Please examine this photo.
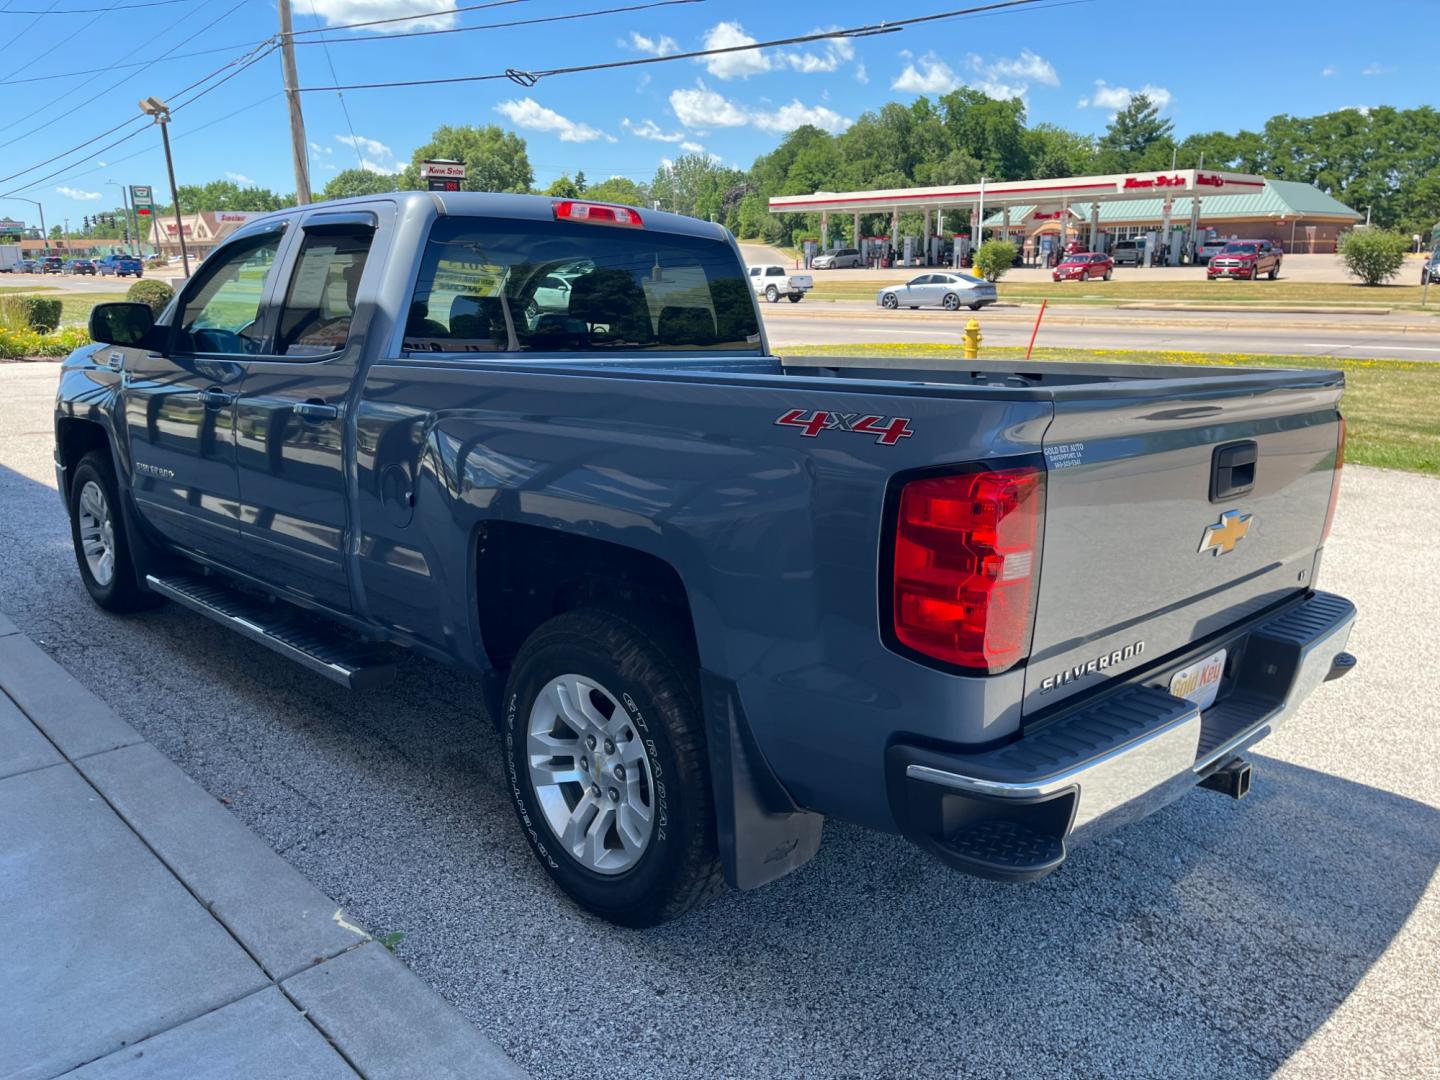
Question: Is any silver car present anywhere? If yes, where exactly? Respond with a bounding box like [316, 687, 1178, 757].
[812, 247, 864, 270]
[876, 272, 997, 311]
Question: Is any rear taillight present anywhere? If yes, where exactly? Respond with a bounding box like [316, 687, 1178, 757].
[553, 200, 643, 227]
[1321, 415, 1346, 544]
[891, 464, 1045, 673]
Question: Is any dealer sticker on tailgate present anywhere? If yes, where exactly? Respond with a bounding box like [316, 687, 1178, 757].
[1168, 648, 1226, 711]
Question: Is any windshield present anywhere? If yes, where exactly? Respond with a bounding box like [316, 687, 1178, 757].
[1222, 243, 1259, 254]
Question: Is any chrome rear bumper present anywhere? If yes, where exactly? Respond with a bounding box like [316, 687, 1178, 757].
[887, 591, 1356, 881]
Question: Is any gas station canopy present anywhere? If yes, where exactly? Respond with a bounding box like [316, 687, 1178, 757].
[767, 169, 1268, 217]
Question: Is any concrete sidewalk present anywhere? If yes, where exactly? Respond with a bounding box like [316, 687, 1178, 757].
[0, 611, 528, 1080]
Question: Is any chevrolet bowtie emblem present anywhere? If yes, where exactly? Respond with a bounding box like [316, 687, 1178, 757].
[1199, 509, 1253, 556]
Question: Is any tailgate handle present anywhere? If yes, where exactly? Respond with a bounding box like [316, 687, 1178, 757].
[1211, 440, 1257, 502]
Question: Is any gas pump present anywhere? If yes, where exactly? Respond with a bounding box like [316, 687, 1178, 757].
[902, 236, 915, 267]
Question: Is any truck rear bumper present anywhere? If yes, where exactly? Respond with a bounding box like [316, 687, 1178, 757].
[886, 590, 1356, 883]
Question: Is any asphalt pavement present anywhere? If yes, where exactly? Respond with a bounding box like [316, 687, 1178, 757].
[762, 300, 1440, 360]
[1, 361, 1436, 1079]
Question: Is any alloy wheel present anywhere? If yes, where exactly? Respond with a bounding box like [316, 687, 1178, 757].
[77, 480, 115, 587]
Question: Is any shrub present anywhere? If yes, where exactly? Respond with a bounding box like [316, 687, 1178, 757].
[0, 325, 90, 359]
[972, 240, 1018, 283]
[1339, 228, 1410, 285]
[0, 294, 62, 332]
[127, 278, 175, 317]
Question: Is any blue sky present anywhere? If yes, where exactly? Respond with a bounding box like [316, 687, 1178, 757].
[3, 0, 1428, 229]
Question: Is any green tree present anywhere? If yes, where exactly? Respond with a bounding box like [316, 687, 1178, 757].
[1338, 228, 1411, 285]
[321, 169, 397, 200]
[398, 124, 532, 193]
[164, 180, 288, 213]
[1097, 92, 1175, 168]
[650, 153, 745, 222]
[581, 176, 648, 207]
[544, 174, 581, 199]
[972, 240, 1018, 282]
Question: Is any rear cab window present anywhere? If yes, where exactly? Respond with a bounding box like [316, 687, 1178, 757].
[404, 216, 761, 354]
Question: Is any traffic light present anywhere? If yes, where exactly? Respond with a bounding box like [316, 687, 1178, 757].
[83, 215, 90, 229]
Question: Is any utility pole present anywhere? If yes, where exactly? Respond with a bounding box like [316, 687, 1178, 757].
[278, 0, 311, 204]
[140, 96, 191, 277]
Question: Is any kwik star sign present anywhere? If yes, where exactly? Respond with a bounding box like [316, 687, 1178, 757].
[1123, 173, 1238, 190]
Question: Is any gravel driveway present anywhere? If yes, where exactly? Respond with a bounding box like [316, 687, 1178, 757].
[2, 362, 1435, 1079]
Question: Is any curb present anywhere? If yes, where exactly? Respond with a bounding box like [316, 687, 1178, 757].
[0, 614, 528, 1080]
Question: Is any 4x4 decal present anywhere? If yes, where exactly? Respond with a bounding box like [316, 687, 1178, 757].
[774, 409, 915, 446]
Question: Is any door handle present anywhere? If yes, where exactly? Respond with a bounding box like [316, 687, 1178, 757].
[293, 399, 339, 423]
[199, 387, 235, 410]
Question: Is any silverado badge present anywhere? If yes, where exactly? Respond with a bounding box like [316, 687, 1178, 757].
[1199, 509, 1253, 556]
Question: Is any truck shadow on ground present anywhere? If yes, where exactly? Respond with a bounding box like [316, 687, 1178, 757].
[1, 455, 1433, 1080]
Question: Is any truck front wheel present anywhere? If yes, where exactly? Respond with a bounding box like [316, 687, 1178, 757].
[68, 451, 150, 612]
[502, 608, 723, 926]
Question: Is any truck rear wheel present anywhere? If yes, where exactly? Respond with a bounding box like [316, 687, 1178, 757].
[501, 608, 723, 926]
[787, 293, 802, 303]
[765, 285, 779, 303]
[68, 451, 150, 613]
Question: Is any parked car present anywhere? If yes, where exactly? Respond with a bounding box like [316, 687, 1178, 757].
[15, 258, 40, 273]
[1052, 252, 1114, 282]
[63, 258, 98, 276]
[749, 263, 813, 303]
[96, 254, 144, 278]
[877, 271, 997, 311]
[811, 247, 864, 270]
[39, 255, 65, 274]
[1207, 240, 1282, 281]
[1422, 252, 1440, 285]
[1111, 239, 1147, 266]
[1196, 237, 1229, 265]
[65, 192, 1355, 927]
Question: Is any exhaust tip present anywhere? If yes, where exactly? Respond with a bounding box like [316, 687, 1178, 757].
[1200, 757, 1252, 800]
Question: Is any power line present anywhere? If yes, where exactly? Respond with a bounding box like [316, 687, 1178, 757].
[296, 0, 1050, 92]
[0, 0, 203, 12]
[6, 38, 268, 84]
[1, 44, 274, 199]
[0, 0, 59, 51]
[297, 0, 702, 48]
[304, 0, 363, 173]
[0, 35, 275, 188]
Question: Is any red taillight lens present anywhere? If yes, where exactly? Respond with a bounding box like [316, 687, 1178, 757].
[1321, 415, 1346, 544]
[891, 465, 1045, 673]
[553, 200, 643, 227]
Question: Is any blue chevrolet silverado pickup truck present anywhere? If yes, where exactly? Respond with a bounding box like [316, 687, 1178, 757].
[56, 193, 1356, 926]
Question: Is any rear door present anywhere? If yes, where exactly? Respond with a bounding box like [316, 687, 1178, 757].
[1022, 376, 1344, 715]
[231, 208, 382, 612]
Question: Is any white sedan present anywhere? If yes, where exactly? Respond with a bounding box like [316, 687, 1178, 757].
[876, 272, 997, 311]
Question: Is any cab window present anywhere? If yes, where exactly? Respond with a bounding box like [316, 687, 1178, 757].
[273, 228, 375, 357]
[405, 216, 761, 354]
[172, 234, 283, 355]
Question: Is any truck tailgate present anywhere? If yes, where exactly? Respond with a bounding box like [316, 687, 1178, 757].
[1023, 378, 1343, 715]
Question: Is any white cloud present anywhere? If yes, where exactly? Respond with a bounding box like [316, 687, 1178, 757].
[96, 160, 107, 167]
[698, 21, 771, 79]
[1361, 62, 1392, 76]
[752, 101, 851, 134]
[623, 30, 678, 56]
[1077, 79, 1172, 112]
[680, 140, 705, 153]
[225, 171, 256, 186]
[980, 49, 1058, 87]
[669, 81, 850, 134]
[622, 117, 686, 143]
[56, 186, 100, 201]
[308, 141, 334, 155]
[306, 0, 456, 33]
[780, 31, 855, 74]
[1321, 65, 1338, 77]
[1337, 104, 1372, 115]
[892, 55, 961, 94]
[670, 83, 751, 127]
[495, 97, 615, 143]
[855, 62, 868, 84]
[335, 133, 399, 173]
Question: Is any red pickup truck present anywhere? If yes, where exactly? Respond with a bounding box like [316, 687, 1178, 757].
[1207, 240, 1282, 280]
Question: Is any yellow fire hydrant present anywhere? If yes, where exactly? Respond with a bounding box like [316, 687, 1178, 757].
[962, 318, 983, 359]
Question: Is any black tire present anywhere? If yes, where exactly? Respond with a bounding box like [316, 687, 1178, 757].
[68, 450, 150, 613]
[1103, 268, 1113, 281]
[765, 285, 779, 303]
[1269, 264, 1279, 280]
[502, 607, 723, 927]
[969, 303, 983, 311]
[942, 292, 960, 311]
[881, 293, 898, 309]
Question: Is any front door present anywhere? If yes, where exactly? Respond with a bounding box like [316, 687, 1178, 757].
[232, 212, 379, 613]
[120, 226, 287, 561]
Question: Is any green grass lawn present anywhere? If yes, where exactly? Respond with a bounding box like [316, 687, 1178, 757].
[54, 292, 128, 326]
[808, 278, 1437, 310]
[783, 343, 1440, 477]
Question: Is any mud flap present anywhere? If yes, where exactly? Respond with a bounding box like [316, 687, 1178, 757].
[700, 670, 824, 890]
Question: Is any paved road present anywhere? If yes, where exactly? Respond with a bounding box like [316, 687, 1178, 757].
[1, 361, 1436, 1079]
[763, 301, 1440, 360]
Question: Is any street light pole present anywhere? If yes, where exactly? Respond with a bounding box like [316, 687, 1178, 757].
[139, 96, 190, 277]
[5, 197, 51, 250]
[108, 180, 139, 256]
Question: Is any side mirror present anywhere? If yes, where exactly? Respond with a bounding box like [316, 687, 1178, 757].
[89, 302, 155, 348]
